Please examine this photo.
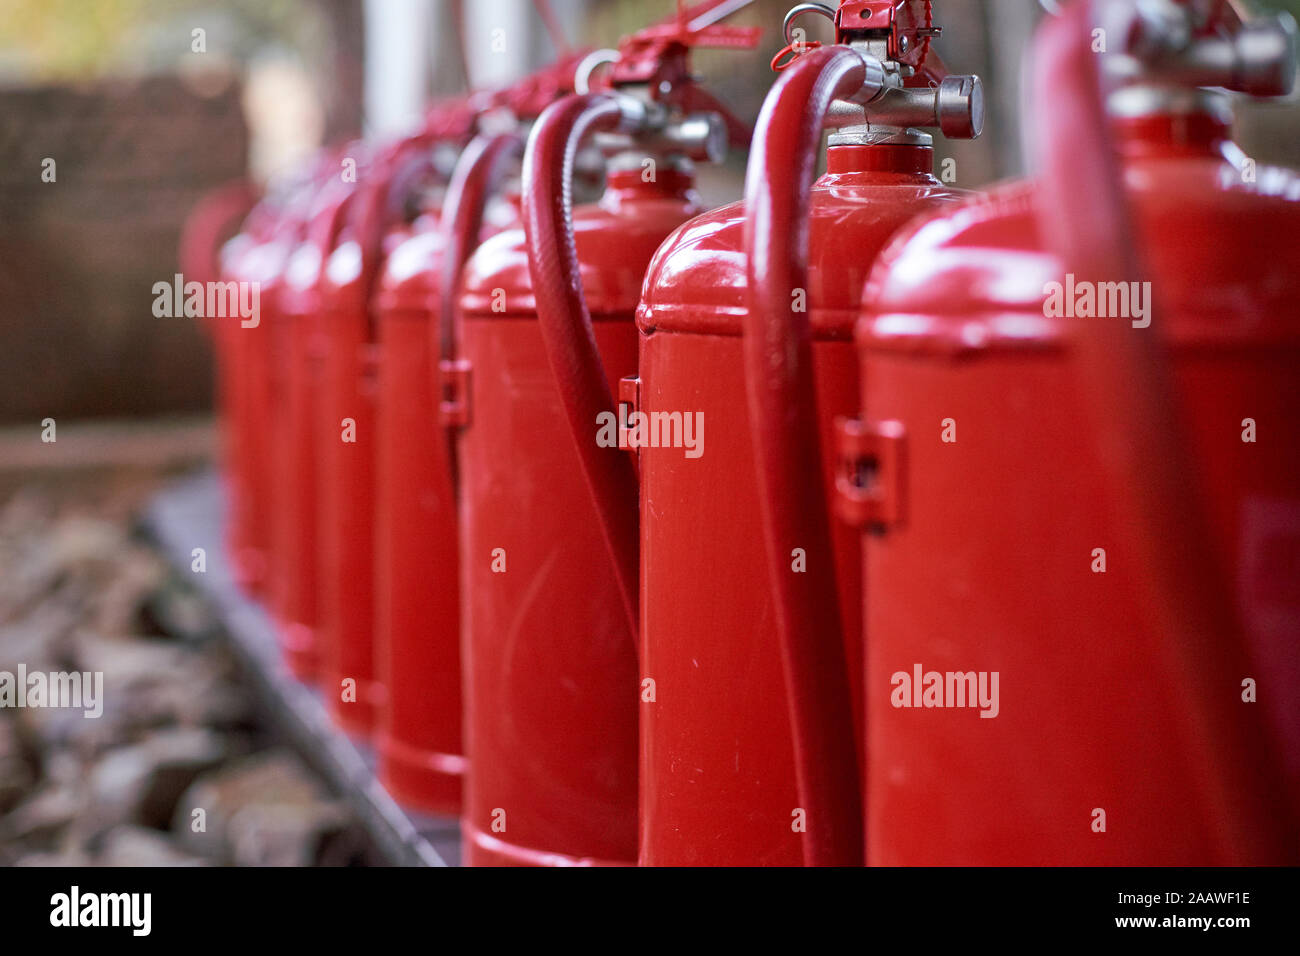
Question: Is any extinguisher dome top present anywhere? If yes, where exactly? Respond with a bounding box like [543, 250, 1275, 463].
[373, 224, 449, 315]
[638, 158, 963, 339]
[227, 231, 298, 292]
[460, 174, 703, 319]
[859, 148, 1300, 355]
[321, 218, 430, 307]
[278, 241, 329, 315]
[321, 235, 366, 293]
[857, 181, 1063, 354]
[218, 231, 257, 275]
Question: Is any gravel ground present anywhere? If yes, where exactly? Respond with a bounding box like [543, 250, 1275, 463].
[0, 461, 370, 866]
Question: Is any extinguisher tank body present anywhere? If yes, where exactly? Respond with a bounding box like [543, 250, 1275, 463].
[272, 207, 346, 681]
[315, 219, 412, 736]
[221, 224, 299, 596]
[456, 167, 702, 866]
[371, 220, 467, 814]
[636, 145, 966, 865]
[854, 108, 1300, 865]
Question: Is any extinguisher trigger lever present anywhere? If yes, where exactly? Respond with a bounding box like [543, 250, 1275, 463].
[835, 416, 905, 532]
[440, 359, 472, 428]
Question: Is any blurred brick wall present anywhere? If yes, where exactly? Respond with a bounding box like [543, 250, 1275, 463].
[0, 74, 247, 425]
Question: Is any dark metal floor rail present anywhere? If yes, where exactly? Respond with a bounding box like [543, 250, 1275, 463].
[142, 470, 460, 867]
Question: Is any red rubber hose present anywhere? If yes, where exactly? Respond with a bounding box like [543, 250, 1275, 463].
[1031, 0, 1298, 861]
[522, 93, 640, 647]
[741, 46, 867, 868]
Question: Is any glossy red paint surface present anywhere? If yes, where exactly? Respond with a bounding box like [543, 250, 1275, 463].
[371, 221, 467, 814]
[457, 170, 702, 866]
[855, 111, 1300, 864]
[636, 144, 965, 865]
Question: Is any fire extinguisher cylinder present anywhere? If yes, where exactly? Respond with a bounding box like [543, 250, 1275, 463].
[742, 1, 984, 866]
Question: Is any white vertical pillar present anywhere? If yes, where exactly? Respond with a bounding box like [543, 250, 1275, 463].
[462, 0, 534, 90]
[364, 0, 435, 139]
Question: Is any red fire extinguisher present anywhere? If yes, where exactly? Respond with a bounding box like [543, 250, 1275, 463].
[455, 0, 758, 866]
[842, 0, 1300, 864]
[370, 60, 587, 813]
[218, 167, 324, 597]
[272, 112, 470, 688]
[181, 180, 259, 290]
[269, 170, 360, 680]
[611, 1, 978, 866]
[316, 106, 475, 737]
[181, 179, 259, 584]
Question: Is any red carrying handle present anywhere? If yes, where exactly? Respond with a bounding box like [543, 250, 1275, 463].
[1030, 0, 1298, 862]
[434, 132, 525, 483]
[347, 139, 447, 305]
[741, 46, 867, 868]
[521, 93, 640, 648]
[303, 178, 357, 265]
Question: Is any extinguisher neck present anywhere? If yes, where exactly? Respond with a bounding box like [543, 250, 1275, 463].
[602, 159, 697, 203]
[825, 143, 933, 176]
[1108, 87, 1236, 158]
